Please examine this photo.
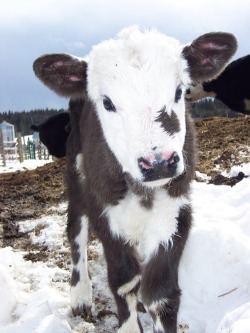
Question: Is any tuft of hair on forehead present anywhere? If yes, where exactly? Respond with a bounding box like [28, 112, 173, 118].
[88, 26, 187, 86]
[87, 26, 190, 109]
[89, 25, 183, 64]
[117, 25, 179, 46]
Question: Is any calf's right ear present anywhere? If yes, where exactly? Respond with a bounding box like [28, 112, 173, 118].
[33, 54, 87, 97]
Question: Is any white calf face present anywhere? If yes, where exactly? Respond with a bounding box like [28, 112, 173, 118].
[87, 27, 191, 187]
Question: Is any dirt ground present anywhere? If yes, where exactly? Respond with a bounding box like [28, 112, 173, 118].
[0, 116, 249, 250]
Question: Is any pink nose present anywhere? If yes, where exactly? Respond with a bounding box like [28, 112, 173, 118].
[138, 152, 179, 170]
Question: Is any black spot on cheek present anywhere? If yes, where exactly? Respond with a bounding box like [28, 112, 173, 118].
[156, 108, 180, 136]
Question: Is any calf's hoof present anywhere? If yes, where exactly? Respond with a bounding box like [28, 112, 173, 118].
[72, 304, 92, 322]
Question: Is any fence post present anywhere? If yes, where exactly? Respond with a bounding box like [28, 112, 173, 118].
[0, 129, 6, 167]
[22, 136, 27, 160]
[17, 132, 24, 163]
[37, 142, 42, 160]
[26, 139, 36, 159]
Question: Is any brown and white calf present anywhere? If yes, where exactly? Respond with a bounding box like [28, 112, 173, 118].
[33, 27, 237, 333]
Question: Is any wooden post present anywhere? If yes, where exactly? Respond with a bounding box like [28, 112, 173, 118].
[0, 129, 6, 167]
[22, 135, 27, 160]
[17, 132, 24, 163]
[37, 141, 42, 160]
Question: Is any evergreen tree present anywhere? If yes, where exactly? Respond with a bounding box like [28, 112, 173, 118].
[0, 109, 66, 136]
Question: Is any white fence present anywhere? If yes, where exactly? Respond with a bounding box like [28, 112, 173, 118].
[0, 129, 50, 167]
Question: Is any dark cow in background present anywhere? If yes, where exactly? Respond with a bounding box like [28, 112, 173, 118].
[31, 111, 70, 158]
[186, 55, 250, 115]
[33, 27, 237, 333]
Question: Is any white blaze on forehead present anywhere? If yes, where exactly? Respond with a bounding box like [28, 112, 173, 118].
[87, 27, 191, 182]
[88, 27, 190, 103]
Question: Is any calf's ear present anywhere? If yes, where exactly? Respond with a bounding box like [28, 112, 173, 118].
[182, 32, 237, 83]
[33, 53, 87, 97]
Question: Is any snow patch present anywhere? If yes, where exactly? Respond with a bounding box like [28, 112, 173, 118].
[0, 159, 53, 174]
[0, 163, 250, 332]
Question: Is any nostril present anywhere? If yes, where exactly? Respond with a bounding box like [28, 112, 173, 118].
[138, 157, 154, 170]
[167, 152, 180, 168]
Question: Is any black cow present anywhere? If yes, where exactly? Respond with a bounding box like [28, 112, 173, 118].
[186, 55, 250, 115]
[31, 112, 70, 158]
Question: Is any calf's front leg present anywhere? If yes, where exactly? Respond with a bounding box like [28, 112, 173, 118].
[67, 211, 92, 320]
[101, 236, 143, 333]
[141, 206, 192, 333]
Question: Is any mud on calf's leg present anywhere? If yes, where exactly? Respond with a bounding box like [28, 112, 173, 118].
[67, 214, 92, 320]
[102, 238, 143, 333]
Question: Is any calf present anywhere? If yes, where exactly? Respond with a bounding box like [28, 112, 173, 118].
[33, 27, 237, 332]
[186, 54, 250, 115]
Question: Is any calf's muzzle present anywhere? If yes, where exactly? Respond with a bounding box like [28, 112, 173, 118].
[138, 152, 180, 182]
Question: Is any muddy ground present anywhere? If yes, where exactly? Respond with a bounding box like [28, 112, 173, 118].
[0, 116, 249, 249]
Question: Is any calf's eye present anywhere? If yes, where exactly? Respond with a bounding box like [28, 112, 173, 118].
[103, 96, 116, 112]
[175, 86, 182, 103]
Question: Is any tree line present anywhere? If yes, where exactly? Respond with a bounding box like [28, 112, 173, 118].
[0, 99, 240, 136]
[0, 108, 64, 135]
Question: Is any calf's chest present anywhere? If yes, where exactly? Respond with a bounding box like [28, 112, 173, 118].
[105, 189, 189, 260]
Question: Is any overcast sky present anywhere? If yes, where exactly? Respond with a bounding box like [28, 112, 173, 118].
[1, 0, 249, 112]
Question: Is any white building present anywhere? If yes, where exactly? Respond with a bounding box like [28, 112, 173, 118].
[0, 121, 16, 147]
[0, 121, 17, 162]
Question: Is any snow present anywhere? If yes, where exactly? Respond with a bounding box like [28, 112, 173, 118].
[0, 159, 53, 173]
[0, 162, 250, 332]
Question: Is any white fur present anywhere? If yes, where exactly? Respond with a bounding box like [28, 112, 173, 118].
[154, 317, 165, 332]
[118, 293, 141, 333]
[75, 153, 85, 182]
[87, 26, 191, 184]
[106, 189, 189, 262]
[148, 297, 169, 314]
[118, 275, 141, 296]
[148, 298, 170, 332]
[70, 216, 92, 312]
[75, 153, 84, 173]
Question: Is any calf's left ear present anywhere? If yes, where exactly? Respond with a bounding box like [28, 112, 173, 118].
[182, 32, 237, 83]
